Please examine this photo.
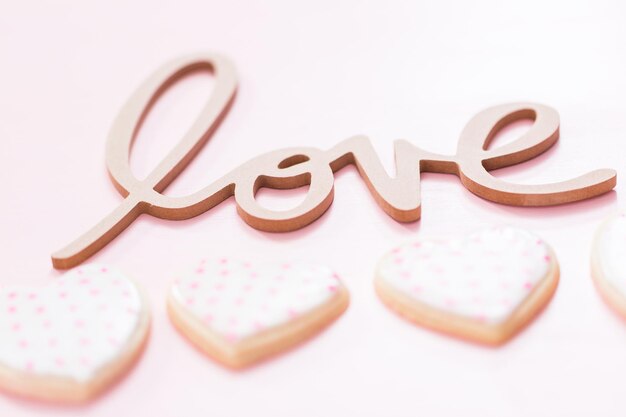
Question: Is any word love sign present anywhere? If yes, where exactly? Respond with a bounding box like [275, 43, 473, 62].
[52, 53, 617, 269]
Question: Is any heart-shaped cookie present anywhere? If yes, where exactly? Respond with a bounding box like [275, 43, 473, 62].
[0, 264, 150, 402]
[591, 213, 626, 319]
[167, 258, 349, 368]
[375, 226, 559, 345]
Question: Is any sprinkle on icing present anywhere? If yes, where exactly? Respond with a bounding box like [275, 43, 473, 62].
[377, 226, 552, 324]
[169, 259, 343, 343]
[0, 265, 143, 382]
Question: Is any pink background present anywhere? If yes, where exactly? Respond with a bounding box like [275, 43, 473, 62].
[2, 0, 626, 415]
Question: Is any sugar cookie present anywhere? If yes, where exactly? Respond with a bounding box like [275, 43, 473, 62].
[0, 264, 150, 402]
[375, 226, 559, 345]
[167, 259, 349, 368]
[591, 213, 626, 319]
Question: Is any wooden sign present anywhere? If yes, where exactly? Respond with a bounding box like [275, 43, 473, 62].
[51, 53, 617, 269]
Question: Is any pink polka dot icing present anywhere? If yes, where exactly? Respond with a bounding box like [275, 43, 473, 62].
[0, 264, 144, 382]
[169, 259, 344, 343]
[377, 226, 552, 324]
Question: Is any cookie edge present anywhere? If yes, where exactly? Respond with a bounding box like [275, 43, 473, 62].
[0, 270, 151, 403]
[590, 214, 626, 320]
[374, 236, 560, 345]
[167, 279, 349, 369]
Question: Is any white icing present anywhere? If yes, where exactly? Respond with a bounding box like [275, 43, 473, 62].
[169, 259, 343, 343]
[377, 226, 552, 324]
[0, 264, 143, 382]
[595, 214, 626, 295]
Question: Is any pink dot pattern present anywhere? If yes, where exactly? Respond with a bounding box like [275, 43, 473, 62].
[0, 264, 143, 381]
[377, 226, 552, 324]
[169, 259, 344, 343]
[595, 214, 626, 295]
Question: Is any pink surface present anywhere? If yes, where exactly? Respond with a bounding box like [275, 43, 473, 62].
[1, 1, 626, 416]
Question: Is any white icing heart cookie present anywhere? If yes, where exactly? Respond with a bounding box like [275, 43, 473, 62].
[167, 259, 349, 368]
[375, 226, 559, 345]
[0, 264, 150, 403]
[591, 213, 626, 319]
